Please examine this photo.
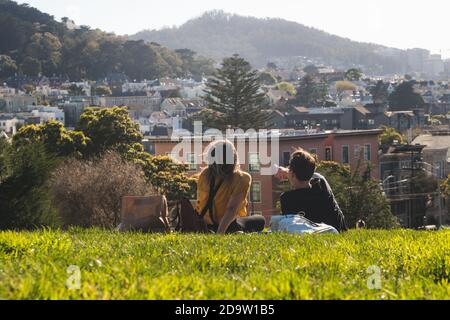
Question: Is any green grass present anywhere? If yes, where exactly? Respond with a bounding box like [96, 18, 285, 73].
[0, 229, 449, 300]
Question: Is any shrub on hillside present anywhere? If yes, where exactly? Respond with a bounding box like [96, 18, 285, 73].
[50, 152, 153, 228]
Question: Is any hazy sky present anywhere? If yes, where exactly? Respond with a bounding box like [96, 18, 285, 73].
[18, 0, 450, 57]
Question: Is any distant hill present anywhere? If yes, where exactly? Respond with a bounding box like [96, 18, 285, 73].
[132, 10, 409, 75]
[0, 0, 212, 81]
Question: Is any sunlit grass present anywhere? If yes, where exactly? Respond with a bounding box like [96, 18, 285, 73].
[0, 229, 449, 300]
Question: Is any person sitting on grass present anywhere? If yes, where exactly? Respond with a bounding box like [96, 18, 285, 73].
[196, 140, 266, 234]
[275, 148, 347, 232]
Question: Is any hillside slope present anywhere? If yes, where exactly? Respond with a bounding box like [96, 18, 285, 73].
[132, 10, 408, 74]
[0, 0, 210, 81]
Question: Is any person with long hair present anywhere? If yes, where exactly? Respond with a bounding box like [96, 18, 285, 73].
[196, 140, 266, 234]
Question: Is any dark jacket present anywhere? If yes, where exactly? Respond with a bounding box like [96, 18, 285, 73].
[280, 173, 348, 232]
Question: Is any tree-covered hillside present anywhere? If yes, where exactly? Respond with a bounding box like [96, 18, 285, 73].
[0, 0, 213, 81]
[132, 10, 408, 74]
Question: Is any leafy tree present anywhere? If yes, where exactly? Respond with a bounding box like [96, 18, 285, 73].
[267, 62, 277, 70]
[23, 84, 35, 94]
[202, 55, 269, 131]
[259, 71, 278, 85]
[134, 153, 195, 202]
[389, 81, 424, 111]
[0, 55, 17, 78]
[0, 136, 10, 183]
[94, 85, 112, 96]
[0, 142, 60, 230]
[441, 175, 450, 198]
[379, 126, 404, 147]
[317, 161, 399, 229]
[76, 107, 143, 156]
[303, 65, 319, 75]
[335, 80, 357, 102]
[13, 121, 89, 158]
[294, 75, 327, 107]
[68, 84, 85, 96]
[25, 32, 62, 74]
[344, 68, 363, 81]
[20, 56, 41, 76]
[276, 82, 296, 96]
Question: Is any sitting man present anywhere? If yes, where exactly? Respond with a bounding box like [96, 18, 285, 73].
[275, 148, 347, 232]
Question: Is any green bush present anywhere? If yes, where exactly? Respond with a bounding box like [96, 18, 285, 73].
[0, 143, 60, 230]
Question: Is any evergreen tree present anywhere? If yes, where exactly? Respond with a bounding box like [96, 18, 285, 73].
[294, 75, 327, 107]
[0, 142, 60, 230]
[203, 54, 269, 131]
[389, 81, 424, 111]
[370, 80, 389, 104]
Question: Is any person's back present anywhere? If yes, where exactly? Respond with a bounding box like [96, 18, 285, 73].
[280, 175, 346, 231]
[197, 169, 251, 226]
[277, 149, 347, 232]
[196, 140, 266, 234]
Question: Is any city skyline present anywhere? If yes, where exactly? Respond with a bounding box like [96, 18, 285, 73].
[17, 0, 450, 58]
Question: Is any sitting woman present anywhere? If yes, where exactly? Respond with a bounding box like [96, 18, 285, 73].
[197, 140, 266, 234]
[275, 148, 347, 232]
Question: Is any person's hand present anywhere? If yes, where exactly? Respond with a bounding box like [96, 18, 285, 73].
[274, 164, 289, 180]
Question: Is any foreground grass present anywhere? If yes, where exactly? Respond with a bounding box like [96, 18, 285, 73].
[0, 229, 449, 300]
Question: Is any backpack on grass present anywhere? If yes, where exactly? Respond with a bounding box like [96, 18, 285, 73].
[118, 195, 170, 233]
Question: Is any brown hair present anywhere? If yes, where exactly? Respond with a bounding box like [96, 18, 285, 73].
[289, 148, 316, 181]
[204, 140, 239, 180]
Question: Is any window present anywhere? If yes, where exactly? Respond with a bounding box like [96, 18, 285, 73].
[400, 160, 411, 169]
[250, 182, 262, 203]
[342, 145, 349, 164]
[283, 152, 291, 167]
[309, 148, 318, 155]
[186, 153, 197, 171]
[325, 147, 332, 161]
[364, 144, 371, 161]
[248, 153, 261, 172]
[368, 119, 375, 125]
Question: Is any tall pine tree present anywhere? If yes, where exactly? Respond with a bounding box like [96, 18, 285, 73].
[203, 55, 269, 131]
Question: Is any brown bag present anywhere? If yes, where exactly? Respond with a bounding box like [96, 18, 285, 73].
[176, 178, 223, 233]
[118, 195, 170, 233]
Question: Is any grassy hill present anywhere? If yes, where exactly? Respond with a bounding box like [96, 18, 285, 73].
[132, 10, 407, 74]
[0, 229, 449, 299]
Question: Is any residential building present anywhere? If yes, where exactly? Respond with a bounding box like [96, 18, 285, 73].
[31, 106, 65, 125]
[96, 92, 162, 117]
[385, 109, 426, 132]
[0, 114, 23, 134]
[0, 93, 36, 113]
[63, 98, 91, 129]
[380, 144, 428, 228]
[412, 130, 450, 178]
[160, 98, 187, 117]
[279, 105, 386, 131]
